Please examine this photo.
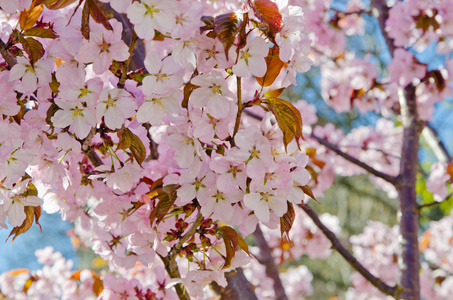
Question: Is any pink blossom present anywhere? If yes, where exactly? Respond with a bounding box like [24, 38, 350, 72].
[230, 36, 269, 78]
[77, 20, 130, 75]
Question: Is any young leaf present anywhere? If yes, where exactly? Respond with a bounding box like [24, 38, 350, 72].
[6, 206, 42, 244]
[89, 0, 113, 31]
[182, 70, 199, 109]
[23, 27, 58, 39]
[117, 127, 135, 150]
[214, 13, 239, 60]
[19, 36, 45, 66]
[81, 0, 91, 39]
[117, 127, 146, 165]
[264, 88, 285, 98]
[19, 4, 44, 31]
[249, 0, 282, 34]
[43, 0, 78, 9]
[218, 226, 239, 269]
[264, 97, 303, 150]
[300, 185, 319, 203]
[257, 46, 284, 87]
[280, 202, 295, 238]
[149, 189, 177, 226]
[130, 134, 146, 166]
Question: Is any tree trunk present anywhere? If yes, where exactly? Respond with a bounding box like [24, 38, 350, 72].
[397, 85, 422, 300]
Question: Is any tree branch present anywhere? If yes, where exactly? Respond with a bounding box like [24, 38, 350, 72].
[0, 39, 17, 67]
[211, 268, 258, 300]
[418, 193, 453, 210]
[370, 0, 395, 55]
[310, 133, 398, 185]
[253, 225, 288, 300]
[298, 204, 399, 297]
[159, 213, 203, 300]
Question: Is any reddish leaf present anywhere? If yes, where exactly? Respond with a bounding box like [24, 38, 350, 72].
[257, 46, 284, 87]
[300, 185, 319, 203]
[49, 72, 60, 94]
[117, 127, 133, 150]
[249, 0, 282, 34]
[19, 35, 44, 66]
[149, 188, 177, 226]
[264, 97, 303, 150]
[130, 134, 146, 166]
[23, 27, 58, 39]
[81, 0, 91, 39]
[117, 128, 146, 165]
[6, 206, 41, 244]
[218, 226, 239, 269]
[19, 4, 44, 31]
[214, 13, 239, 60]
[182, 70, 199, 109]
[237, 231, 250, 255]
[89, 0, 113, 31]
[43, 0, 78, 9]
[280, 202, 295, 238]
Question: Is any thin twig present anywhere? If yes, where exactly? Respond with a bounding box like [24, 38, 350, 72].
[158, 213, 203, 300]
[117, 27, 138, 89]
[418, 193, 453, 210]
[310, 133, 399, 185]
[298, 204, 400, 297]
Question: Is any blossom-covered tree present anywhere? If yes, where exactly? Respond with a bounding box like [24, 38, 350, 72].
[0, 0, 453, 299]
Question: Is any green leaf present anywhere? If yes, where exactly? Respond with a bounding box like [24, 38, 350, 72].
[280, 202, 295, 238]
[23, 27, 58, 39]
[264, 97, 303, 150]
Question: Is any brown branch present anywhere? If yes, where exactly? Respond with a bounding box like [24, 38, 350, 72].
[117, 27, 138, 89]
[81, 128, 103, 167]
[242, 109, 398, 184]
[211, 268, 258, 300]
[310, 133, 398, 185]
[370, 0, 395, 55]
[253, 225, 288, 300]
[0, 39, 17, 67]
[159, 254, 190, 300]
[159, 213, 203, 300]
[418, 193, 453, 210]
[298, 204, 399, 297]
